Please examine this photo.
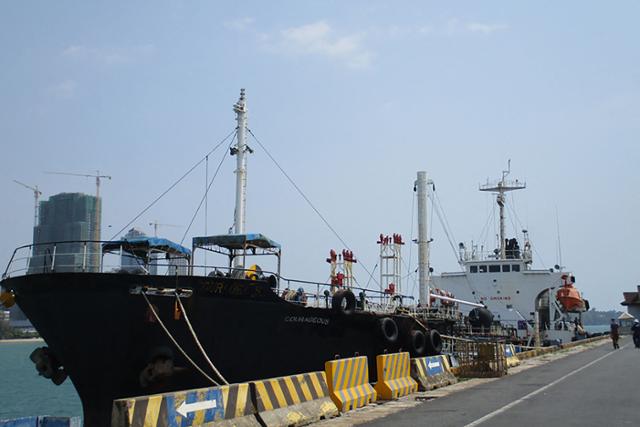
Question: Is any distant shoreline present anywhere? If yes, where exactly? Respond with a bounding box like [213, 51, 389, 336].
[0, 338, 44, 344]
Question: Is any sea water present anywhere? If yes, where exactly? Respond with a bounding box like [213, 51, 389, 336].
[0, 340, 82, 420]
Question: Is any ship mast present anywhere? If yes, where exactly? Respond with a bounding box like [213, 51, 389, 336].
[416, 171, 430, 307]
[479, 160, 525, 260]
[232, 89, 250, 267]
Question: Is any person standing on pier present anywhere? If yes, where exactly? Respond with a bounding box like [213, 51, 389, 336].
[631, 319, 640, 349]
[610, 318, 620, 349]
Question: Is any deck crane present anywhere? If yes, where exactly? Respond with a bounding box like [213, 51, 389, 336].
[44, 170, 111, 198]
[13, 180, 42, 227]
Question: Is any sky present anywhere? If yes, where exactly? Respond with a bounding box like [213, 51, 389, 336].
[1, 1, 639, 311]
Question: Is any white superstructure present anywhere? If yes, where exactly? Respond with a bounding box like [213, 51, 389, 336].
[431, 165, 587, 344]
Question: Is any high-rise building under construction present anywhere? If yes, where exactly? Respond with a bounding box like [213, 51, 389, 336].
[29, 192, 101, 273]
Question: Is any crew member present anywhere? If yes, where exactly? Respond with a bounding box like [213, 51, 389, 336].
[610, 318, 620, 349]
[631, 319, 640, 349]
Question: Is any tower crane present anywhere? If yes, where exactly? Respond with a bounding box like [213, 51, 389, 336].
[149, 220, 181, 237]
[44, 170, 111, 198]
[13, 180, 42, 227]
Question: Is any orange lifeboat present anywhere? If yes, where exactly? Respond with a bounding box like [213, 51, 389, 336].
[556, 274, 587, 312]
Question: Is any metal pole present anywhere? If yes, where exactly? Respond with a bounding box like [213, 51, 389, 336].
[416, 171, 429, 307]
[498, 190, 506, 259]
[233, 89, 248, 268]
[82, 242, 87, 272]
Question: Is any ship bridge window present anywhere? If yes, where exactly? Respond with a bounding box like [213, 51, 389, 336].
[479, 265, 487, 273]
[470, 265, 478, 273]
[489, 265, 500, 273]
[512, 264, 521, 272]
[502, 265, 511, 273]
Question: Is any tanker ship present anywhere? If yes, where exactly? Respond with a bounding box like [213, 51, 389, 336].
[0, 90, 442, 427]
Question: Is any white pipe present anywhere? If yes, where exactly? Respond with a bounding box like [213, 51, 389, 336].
[416, 171, 429, 307]
[429, 293, 484, 308]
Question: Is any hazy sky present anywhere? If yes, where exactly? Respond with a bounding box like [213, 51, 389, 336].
[1, 1, 639, 310]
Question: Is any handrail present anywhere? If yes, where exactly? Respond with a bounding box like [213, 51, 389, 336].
[2, 241, 415, 308]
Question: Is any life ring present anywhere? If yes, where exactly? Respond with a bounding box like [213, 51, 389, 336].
[409, 329, 427, 356]
[425, 329, 443, 355]
[332, 289, 356, 315]
[378, 317, 399, 344]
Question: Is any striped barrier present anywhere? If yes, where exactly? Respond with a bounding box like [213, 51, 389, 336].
[111, 382, 259, 427]
[504, 344, 520, 368]
[252, 371, 338, 426]
[325, 356, 376, 412]
[410, 355, 457, 391]
[0, 418, 81, 427]
[374, 352, 418, 400]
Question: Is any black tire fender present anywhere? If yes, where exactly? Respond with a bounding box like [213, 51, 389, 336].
[332, 289, 356, 315]
[426, 329, 443, 355]
[379, 317, 399, 344]
[409, 329, 427, 356]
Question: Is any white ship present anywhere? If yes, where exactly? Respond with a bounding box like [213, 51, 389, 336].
[430, 163, 588, 345]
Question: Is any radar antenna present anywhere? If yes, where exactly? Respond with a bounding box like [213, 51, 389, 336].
[479, 160, 526, 259]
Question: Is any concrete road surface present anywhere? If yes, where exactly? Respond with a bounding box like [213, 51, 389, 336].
[363, 336, 639, 427]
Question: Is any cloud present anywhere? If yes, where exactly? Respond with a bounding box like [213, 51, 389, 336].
[224, 17, 255, 31]
[48, 80, 77, 98]
[467, 23, 509, 35]
[62, 44, 156, 65]
[270, 21, 372, 69]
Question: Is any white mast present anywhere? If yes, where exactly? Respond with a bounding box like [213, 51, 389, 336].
[232, 89, 249, 267]
[479, 160, 525, 259]
[416, 171, 430, 307]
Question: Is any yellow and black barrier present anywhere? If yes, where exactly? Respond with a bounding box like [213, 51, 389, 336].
[410, 355, 457, 391]
[252, 371, 339, 426]
[374, 352, 417, 400]
[504, 344, 521, 368]
[325, 356, 376, 412]
[111, 382, 259, 427]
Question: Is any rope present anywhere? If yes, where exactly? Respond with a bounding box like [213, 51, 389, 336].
[109, 129, 236, 241]
[431, 189, 460, 263]
[174, 292, 229, 384]
[180, 135, 235, 245]
[141, 292, 220, 386]
[247, 128, 380, 289]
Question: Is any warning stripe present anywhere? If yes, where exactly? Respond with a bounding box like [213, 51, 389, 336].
[325, 356, 376, 412]
[375, 352, 417, 400]
[253, 372, 331, 412]
[119, 382, 257, 427]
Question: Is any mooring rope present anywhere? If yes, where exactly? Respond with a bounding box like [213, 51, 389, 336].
[141, 291, 220, 386]
[174, 292, 229, 385]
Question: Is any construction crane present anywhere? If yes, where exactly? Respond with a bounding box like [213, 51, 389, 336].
[13, 180, 42, 227]
[44, 170, 111, 198]
[149, 220, 181, 237]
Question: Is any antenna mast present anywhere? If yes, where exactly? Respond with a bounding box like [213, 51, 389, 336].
[231, 89, 251, 267]
[13, 180, 42, 227]
[479, 160, 526, 259]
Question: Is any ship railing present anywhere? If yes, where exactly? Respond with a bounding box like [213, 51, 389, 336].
[3, 242, 414, 314]
[2, 240, 191, 279]
[461, 250, 529, 263]
[277, 276, 415, 312]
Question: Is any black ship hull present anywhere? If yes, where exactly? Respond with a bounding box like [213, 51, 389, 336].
[2, 273, 435, 427]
